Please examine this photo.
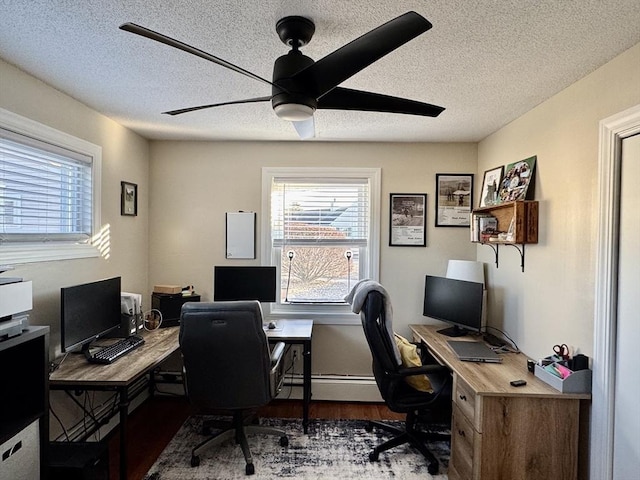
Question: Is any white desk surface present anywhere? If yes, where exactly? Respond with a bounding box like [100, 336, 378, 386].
[264, 319, 313, 340]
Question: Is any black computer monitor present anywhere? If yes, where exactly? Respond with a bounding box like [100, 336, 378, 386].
[422, 275, 483, 337]
[61, 277, 122, 353]
[213, 266, 277, 302]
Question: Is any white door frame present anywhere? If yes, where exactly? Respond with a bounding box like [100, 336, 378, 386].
[592, 104, 640, 480]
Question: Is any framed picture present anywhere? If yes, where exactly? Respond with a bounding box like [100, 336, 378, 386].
[497, 155, 536, 203]
[435, 173, 474, 227]
[389, 193, 426, 246]
[121, 181, 137, 216]
[479, 166, 504, 207]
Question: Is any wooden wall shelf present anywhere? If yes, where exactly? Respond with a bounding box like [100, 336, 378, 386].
[471, 200, 539, 271]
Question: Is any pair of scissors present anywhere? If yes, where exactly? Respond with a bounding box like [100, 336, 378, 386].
[553, 343, 570, 360]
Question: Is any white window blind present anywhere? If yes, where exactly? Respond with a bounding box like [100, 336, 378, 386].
[0, 128, 93, 243]
[271, 177, 369, 247]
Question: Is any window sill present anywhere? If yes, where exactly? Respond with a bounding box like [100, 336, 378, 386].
[265, 303, 361, 325]
[0, 243, 100, 264]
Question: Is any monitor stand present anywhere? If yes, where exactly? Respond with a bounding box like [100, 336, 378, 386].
[437, 325, 469, 337]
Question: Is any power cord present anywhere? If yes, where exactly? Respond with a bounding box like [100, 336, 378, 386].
[482, 325, 520, 353]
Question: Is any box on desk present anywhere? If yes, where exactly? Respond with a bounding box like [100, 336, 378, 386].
[534, 363, 592, 394]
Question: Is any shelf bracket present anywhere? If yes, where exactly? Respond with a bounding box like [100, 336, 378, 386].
[481, 243, 499, 268]
[479, 243, 527, 271]
[505, 243, 526, 272]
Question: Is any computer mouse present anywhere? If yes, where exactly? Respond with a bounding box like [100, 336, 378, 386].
[268, 321, 277, 330]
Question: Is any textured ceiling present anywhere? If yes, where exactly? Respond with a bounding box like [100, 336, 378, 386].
[0, 1, 638, 142]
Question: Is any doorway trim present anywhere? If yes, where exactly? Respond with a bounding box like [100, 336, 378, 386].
[592, 104, 640, 480]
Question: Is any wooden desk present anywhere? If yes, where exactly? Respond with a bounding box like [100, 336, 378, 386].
[50, 326, 180, 480]
[265, 319, 313, 433]
[410, 324, 590, 480]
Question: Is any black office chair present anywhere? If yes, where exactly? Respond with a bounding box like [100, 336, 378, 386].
[179, 301, 288, 475]
[358, 288, 452, 475]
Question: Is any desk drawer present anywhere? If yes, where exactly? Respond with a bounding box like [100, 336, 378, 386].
[453, 375, 476, 424]
[451, 404, 476, 480]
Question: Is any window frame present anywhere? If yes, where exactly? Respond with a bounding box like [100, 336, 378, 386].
[261, 167, 380, 325]
[0, 108, 102, 264]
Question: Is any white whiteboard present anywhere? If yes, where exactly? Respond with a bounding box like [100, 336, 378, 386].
[225, 212, 256, 259]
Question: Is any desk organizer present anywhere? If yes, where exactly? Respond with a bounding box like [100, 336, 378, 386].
[534, 363, 592, 393]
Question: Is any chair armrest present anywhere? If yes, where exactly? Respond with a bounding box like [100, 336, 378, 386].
[397, 364, 450, 377]
[415, 341, 442, 366]
[270, 341, 285, 368]
[269, 341, 286, 398]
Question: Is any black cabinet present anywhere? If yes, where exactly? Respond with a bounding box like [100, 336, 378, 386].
[0, 326, 49, 480]
[152, 293, 201, 328]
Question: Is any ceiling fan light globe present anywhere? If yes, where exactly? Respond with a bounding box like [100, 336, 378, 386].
[274, 103, 315, 121]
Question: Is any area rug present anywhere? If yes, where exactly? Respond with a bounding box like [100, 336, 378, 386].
[145, 416, 450, 479]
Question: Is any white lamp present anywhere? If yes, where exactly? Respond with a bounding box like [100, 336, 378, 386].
[446, 260, 487, 327]
[446, 260, 485, 286]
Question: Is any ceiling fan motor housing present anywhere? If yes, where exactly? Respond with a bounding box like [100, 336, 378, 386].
[271, 51, 318, 112]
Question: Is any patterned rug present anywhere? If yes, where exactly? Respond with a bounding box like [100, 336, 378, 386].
[145, 416, 450, 479]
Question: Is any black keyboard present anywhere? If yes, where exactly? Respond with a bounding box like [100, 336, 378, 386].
[89, 335, 145, 364]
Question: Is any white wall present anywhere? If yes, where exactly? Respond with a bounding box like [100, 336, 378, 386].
[478, 42, 640, 359]
[0, 59, 151, 354]
[0, 58, 151, 439]
[148, 140, 478, 375]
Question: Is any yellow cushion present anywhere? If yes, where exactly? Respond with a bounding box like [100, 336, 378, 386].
[394, 333, 433, 393]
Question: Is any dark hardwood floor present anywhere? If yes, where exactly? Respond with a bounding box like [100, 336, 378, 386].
[108, 395, 404, 480]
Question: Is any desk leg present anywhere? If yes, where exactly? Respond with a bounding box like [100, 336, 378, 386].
[302, 339, 312, 434]
[118, 387, 129, 480]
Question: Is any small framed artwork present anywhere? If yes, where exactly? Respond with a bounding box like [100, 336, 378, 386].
[120, 181, 137, 216]
[479, 166, 504, 207]
[389, 193, 426, 246]
[435, 173, 474, 227]
[497, 155, 536, 203]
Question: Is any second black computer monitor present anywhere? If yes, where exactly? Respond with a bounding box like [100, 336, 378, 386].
[213, 266, 277, 302]
[422, 274, 484, 337]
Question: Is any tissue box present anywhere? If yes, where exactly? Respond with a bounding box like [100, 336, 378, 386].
[534, 363, 592, 393]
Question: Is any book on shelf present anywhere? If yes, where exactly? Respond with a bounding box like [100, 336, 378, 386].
[470, 213, 498, 242]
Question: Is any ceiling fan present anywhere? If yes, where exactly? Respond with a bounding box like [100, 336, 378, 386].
[119, 11, 444, 139]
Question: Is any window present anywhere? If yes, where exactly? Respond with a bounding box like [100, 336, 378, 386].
[0, 109, 101, 264]
[262, 167, 380, 323]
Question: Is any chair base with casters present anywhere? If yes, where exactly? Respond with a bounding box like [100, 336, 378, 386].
[365, 409, 450, 475]
[191, 410, 288, 475]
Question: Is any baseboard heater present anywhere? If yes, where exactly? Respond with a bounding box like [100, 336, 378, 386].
[280, 374, 382, 402]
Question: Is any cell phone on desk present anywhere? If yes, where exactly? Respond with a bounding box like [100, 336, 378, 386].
[510, 379, 527, 387]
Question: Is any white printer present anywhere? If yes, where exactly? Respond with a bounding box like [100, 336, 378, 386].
[0, 278, 32, 339]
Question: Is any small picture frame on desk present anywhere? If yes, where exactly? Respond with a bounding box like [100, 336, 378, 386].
[121, 181, 137, 216]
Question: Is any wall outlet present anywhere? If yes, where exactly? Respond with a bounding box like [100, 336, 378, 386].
[287, 345, 304, 375]
[290, 345, 303, 363]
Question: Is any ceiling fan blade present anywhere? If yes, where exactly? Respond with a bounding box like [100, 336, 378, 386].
[119, 23, 274, 88]
[292, 117, 315, 139]
[291, 11, 432, 99]
[317, 87, 444, 117]
[163, 96, 272, 116]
